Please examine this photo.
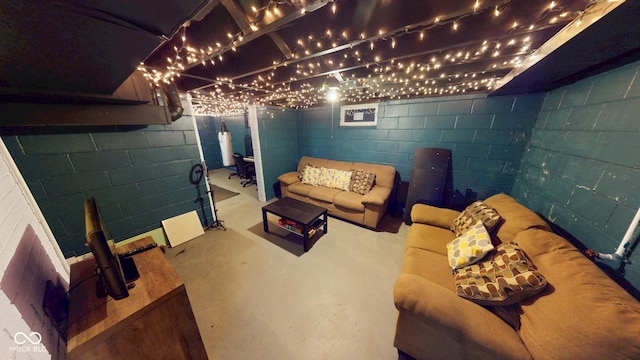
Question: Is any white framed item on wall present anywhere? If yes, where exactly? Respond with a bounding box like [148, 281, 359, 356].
[340, 103, 378, 127]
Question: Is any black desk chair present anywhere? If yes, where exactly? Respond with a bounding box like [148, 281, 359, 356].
[232, 153, 256, 187]
[228, 152, 242, 179]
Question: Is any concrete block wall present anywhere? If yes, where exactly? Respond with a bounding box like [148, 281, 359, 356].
[1, 139, 68, 359]
[512, 60, 640, 290]
[297, 93, 543, 200]
[195, 115, 224, 170]
[258, 107, 300, 200]
[218, 113, 252, 156]
[198, 114, 252, 169]
[1, 116, 211, 257]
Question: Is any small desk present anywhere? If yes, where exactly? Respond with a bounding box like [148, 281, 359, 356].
[262, 197, 328, 251]
[66, 237, 207, 359]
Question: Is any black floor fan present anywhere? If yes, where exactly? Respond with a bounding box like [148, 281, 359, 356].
[189, 162, 226, 231]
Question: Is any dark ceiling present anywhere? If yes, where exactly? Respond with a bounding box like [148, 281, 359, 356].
[2, 0, 640, 118]
[141, 0, 639, 114]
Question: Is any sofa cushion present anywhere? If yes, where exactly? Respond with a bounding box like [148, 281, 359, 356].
[297, 156, 341, 171]
[411, 204, 461, 229]
[483, 193, 551, 243]
[450, 200, 502, 237]
[323, 158, 354, 172]
[301, 165, 322, 186]
[447, 221, 494, 269]
[308, 186, 343, 203]
[334, 191, 365, 212]
[350, 169, 375, 195]
[406, 223, 455, 256]
[514, 228, 640, 359]
[454, 242, 547, 306]
[401, 247, 457, 292]
[393, 273, 532, 360]
[288, 182, 313, 197]
[279, 171, 302, 186]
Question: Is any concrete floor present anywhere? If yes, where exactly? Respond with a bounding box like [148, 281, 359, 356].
[165, 169, 409, 359]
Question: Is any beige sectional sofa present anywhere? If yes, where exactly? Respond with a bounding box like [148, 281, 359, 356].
[394, 193, 640, 359]
[277, 156, 396, 229]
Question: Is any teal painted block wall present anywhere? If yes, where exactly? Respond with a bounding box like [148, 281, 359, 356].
[297, 94, 544, 200]
[197, 114, 252, 170]
[1, 116, 212, 257]
[512, 60, 640, 290]
[196, 108, 297, 200]
[218, 114, 252, 157]
[258, 107, 300, 200]
[195, 115, 223, 170]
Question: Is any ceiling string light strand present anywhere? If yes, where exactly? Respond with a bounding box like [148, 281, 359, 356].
[139, 0, 335, 84]
[142, 0, 595, 88]
[218, 0, 577, 95]
[164, 0, 606, 115]
[202, 14, 574, 108]
[202, 0, 521, 100]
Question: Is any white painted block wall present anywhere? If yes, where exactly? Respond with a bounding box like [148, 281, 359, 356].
[0, 138, 69, 359]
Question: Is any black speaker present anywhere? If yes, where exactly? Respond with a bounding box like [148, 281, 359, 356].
[404, 148, 451, 225]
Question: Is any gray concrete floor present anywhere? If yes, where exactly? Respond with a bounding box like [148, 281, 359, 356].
[165, 168, 408, 359]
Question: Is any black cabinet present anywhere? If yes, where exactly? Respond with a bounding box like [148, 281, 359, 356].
[404, 148, 451, 225]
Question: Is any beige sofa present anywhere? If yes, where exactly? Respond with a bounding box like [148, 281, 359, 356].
[277, 156, 396, 229]
[394, 193, 640, 359]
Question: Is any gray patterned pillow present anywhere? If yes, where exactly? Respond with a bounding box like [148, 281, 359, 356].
[349, 169, 375, 195]
[450, 200, 502, 237]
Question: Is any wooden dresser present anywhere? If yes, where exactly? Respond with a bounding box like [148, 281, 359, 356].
[66, 237, 207, 359]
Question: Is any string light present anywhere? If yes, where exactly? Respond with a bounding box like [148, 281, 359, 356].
[138, 0, 600, 115]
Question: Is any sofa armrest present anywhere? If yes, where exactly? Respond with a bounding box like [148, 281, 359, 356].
[410, 203, 460, 229]
[394, 274, 529, 357]
[361, 186, 391, 206]
[278, 171, 300, 186]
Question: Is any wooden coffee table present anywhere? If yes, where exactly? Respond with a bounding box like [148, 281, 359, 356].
[262, 197, 328, 252]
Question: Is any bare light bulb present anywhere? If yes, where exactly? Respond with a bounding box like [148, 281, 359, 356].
[326, 87, 339, 102]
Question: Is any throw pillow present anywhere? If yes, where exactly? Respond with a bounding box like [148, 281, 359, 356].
[454, 242, 547, 306]
[301, 165, 322, 186]
[318, 167, 335, 187]
[450, 201, 502, 237]
[329, 169, 353, 191]
[350, 169, 375, 195]
[447, 220, 494, 270]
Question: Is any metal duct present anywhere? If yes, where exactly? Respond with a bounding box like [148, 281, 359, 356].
[162, 82, 184, 122]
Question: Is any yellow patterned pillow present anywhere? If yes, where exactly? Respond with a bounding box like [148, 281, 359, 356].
[447, 220, 494, 270]
[317, 167, 335, 187]
[301, 165, 322, 186]
[329, 169, 353, 190]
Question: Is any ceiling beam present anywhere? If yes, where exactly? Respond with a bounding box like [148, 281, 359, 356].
[183, 0, 329, 71]
[221, 0, 517, 83]
[268, 32, 295, 59]
[219, 0, 252, 34]
[492, 0, 626, 94]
